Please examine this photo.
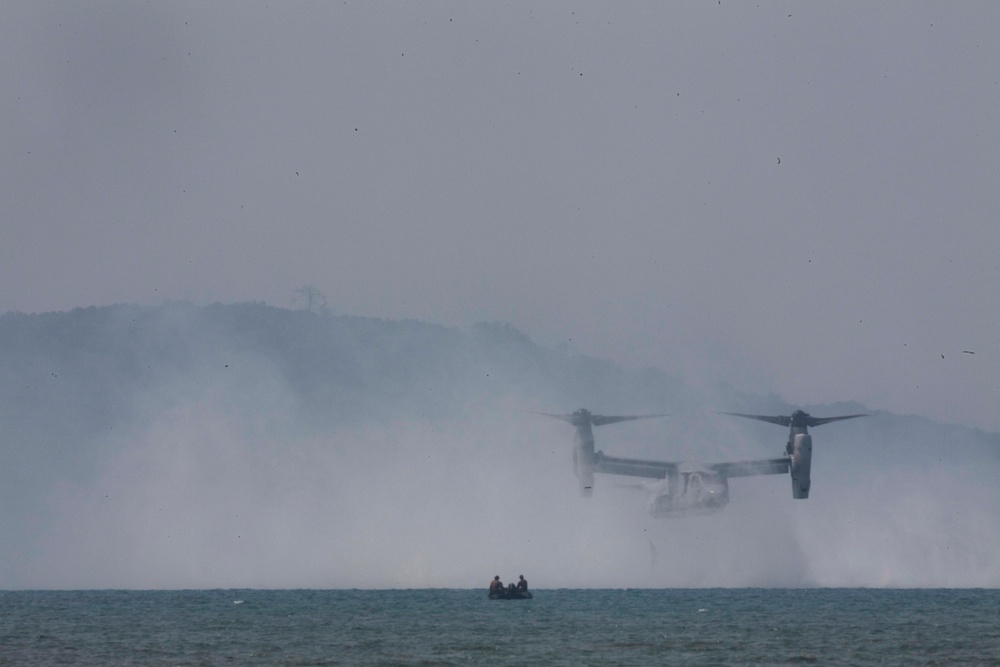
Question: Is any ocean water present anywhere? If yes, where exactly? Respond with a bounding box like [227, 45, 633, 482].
[2, 588, 998, 666]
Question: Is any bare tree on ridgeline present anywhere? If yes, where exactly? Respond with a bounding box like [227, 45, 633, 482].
[293, 285, 328, 314]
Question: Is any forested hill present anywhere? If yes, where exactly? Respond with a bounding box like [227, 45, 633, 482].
[2, 300, 996, 468]
[0, 301, 697, 446]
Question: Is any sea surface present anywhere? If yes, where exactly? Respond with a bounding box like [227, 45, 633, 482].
[1, 588, 998, 666]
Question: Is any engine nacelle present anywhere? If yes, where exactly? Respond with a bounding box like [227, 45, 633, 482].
[790, 433, 812, 499]
[573, 446, 595, 496]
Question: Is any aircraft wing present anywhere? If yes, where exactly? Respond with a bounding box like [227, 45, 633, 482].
[592, 453, 790, 480]
[710, 458, 790, 478]
[593, 452, 677, 479]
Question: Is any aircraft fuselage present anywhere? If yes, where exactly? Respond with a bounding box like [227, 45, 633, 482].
[647, 470, 730, 517]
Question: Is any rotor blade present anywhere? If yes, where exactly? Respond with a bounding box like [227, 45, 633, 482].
[717, 412, 791, 427]
[591, 414, 667, 426]
[529, 411, 667, 427]
[529, 411, 580, 425]
[805, 414, 867, 427]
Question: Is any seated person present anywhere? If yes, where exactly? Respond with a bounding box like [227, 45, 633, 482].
[489, 576, 503, 595]
[516, 575, 528, 592]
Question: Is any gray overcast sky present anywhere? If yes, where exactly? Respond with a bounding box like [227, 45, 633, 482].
[4, 2, 999, 430]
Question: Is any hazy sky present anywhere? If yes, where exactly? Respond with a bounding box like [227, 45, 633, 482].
[4, 2, 999, 430]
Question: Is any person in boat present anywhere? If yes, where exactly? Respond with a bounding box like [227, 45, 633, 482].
[516, 575, 528, 593]
[489, 576, 503, 596]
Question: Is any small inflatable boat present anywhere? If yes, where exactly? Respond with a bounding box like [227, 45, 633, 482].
[488, 590, 532, 600]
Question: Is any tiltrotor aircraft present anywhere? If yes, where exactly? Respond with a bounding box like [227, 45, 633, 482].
[538, 408, 865, 517]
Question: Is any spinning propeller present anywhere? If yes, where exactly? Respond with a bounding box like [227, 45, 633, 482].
[721, 409, 866, 499]
[533, 408, 667, 428]
[533, 408, 666, 496]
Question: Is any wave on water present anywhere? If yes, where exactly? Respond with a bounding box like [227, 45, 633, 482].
[1, 589, 998, 665]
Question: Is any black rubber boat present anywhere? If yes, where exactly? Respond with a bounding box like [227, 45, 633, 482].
[488, 590, 532, 600]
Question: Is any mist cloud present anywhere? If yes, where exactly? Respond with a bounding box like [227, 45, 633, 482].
[2, 304, 997, 589]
